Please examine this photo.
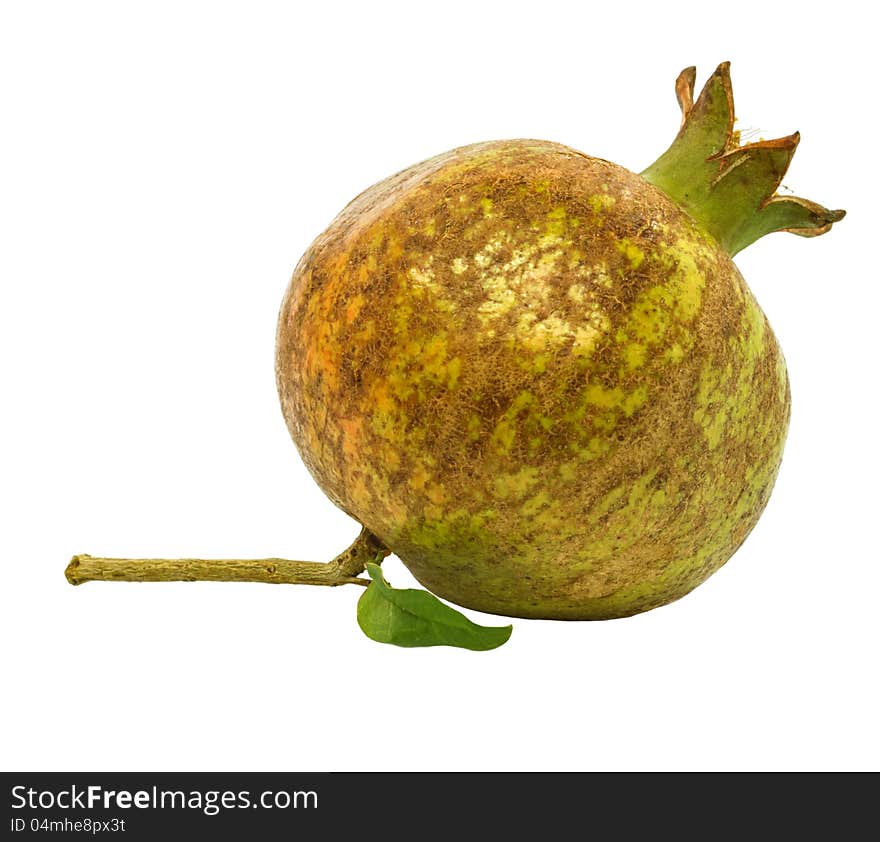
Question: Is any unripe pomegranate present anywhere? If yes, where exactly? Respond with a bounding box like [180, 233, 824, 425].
[67, 63, 844, 646]
[275, 63, 844, 619]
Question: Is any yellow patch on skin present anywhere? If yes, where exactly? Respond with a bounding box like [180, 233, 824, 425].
[594, 264, 613, 287]
[627, 290, 674, 342]
[354, 319, 375, 343]
[423, 503, 444, 520]
[522, 352, 551, 374]
[663, 240, 708, 322]
[480, 197, 494, 218]
[474, 233, 510, 268]
[308, 319, 341, 392]
[493, 466, 541, 499]
[476, 236, 569, 326]
[573, 261, 613, 290]
[426, 483, 447, 505]
[623, 342, 647, 369]
[572, 325, 602, 358]
[663, 342, 684, 364]
[559, 462, 578, 481]
[615, 238, 645, 269]
[517, 313, 572, 353]
[589, 194, 615, 214]
[540, 207, 573, 246]
[479, 278, 518, 322]
[379, 444, 400, 474]
[372, 382, 395, 414]
[593, 412, 617, 433]
[408, 260, 442, 296]
[451, 257, 468, 275]
[585, 384, 625, 409]
[409, 464, 429, 491]
[532, 500, 570, 533]
[447, 357, 462, 388]
[421, 334, 449, 379]
[567, 248, 585, 268]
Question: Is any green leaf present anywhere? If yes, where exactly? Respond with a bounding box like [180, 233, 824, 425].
[357, 563, 512, 651]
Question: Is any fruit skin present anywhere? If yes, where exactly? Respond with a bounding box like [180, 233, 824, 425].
[276, 137, 791, 620]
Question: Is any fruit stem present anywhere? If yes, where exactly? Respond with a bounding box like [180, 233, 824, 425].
[65, 527, 389, 588]
[641, 62, 844, 255]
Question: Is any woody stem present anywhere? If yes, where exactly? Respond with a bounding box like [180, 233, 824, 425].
[65, 527, 388, 587]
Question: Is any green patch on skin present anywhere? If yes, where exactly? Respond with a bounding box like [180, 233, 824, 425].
[518, 351, 551, 374]
[775, 352, 789, 405]
[627, 469, 660, 509]
[693, 293, 767, 450]
[593, 485, 627, 518]
[490, 391, 536, 455]
[493, 384, 562, 443]
[531, 499, 573, 535]
[612, 237, 709, 380]
[592, 413, 617, 434]
[591, 426, 785, 617]
[447, 357, 462, 388]
[402, 508, 499, 555]
[491, 419, 517, 455]
[622, 386, 649, 417]
[570, 436, 611, 462]
[624, 291, 674, 343]
[521, 490, 552, 517]
[551, 467, 688, 581]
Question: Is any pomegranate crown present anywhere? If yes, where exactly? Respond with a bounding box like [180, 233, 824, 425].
[641, 62, 845, 255]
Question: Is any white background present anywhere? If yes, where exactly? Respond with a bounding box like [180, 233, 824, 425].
[2, 1, 877, 771]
